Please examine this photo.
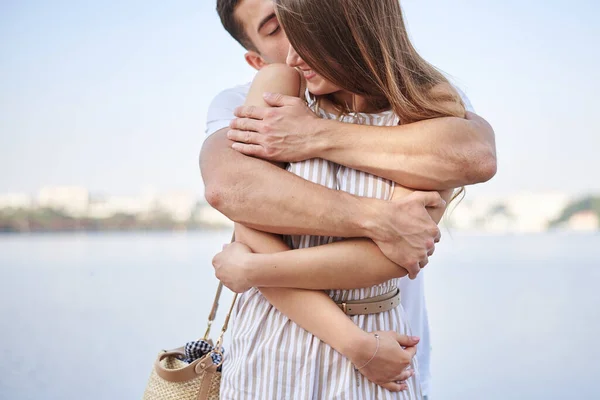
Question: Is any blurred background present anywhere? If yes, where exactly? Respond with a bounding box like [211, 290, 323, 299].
[1, 0, 598, 399]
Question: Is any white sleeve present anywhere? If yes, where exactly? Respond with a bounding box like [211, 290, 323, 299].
[205, 86, 248, 136]
[454, 86, 475, 113]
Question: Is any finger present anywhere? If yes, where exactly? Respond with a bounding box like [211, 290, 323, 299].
[416, 191, 446, 208]
[395, 333, 420, 347]
[233, 105, 267, 119]
[230, 117, 262, 133]
[380, 382, 407, 392]
[403, 345, 418, 359]
[263, 92, 302, 107]
[427, 246, 435, 257]
[231, 143, 267, 158]
[227, 129, 261, 145]
[434, 228, 442, 243]
[392, 369, 415, 382]
[419, 255, 429, 269]
[406, 263, 419, 280]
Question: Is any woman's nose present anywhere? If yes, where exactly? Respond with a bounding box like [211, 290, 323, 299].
[286, 45, 301, 68]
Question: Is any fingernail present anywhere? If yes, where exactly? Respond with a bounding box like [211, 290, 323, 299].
[411, 336, 420, 341]
[263, 92, 272, 98]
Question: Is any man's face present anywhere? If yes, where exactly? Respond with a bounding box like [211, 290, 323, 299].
[235, 0, 290, 69]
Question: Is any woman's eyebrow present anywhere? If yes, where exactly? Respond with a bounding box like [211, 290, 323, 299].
[257, 13, 277, 34]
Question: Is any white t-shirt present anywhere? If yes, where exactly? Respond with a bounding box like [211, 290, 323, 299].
[205, 82, 474, 396]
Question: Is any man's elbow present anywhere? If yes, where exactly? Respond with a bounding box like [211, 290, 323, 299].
[204, 182, 227, 212]
[465, 146, 497, 184]
[462, 115, 497, 183]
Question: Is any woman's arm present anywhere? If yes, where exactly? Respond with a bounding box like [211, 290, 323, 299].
[225, 63, 374, 360]
[250, 186, 454, 289]
[221, 64, 416, 390]
[233, 224, 416, 391]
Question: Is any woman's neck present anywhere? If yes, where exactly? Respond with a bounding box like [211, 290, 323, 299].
[322, 90, 388, 114]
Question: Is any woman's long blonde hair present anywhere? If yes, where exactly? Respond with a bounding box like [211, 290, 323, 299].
[275, 0, 465, 123]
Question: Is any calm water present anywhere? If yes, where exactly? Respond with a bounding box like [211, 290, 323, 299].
[0, 231, 598, 399]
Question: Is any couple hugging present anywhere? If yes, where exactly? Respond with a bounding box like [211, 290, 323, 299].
[200, 0, 497, 399]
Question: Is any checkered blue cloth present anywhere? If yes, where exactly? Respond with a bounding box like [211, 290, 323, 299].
[181, 340, 224, 371]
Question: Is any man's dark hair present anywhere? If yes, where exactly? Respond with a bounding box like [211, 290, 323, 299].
[217, 0, 257, 52]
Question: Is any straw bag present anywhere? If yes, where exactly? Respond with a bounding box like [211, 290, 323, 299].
[143, 242, 238, 400]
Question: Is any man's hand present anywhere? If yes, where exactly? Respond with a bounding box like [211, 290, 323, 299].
[212, 242, 255, 293]
[347, 331, 419, 392]
[227, 92, 321, 162]
[367, 191, 444, 279]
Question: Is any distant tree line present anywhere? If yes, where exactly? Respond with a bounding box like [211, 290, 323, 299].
[0, 208, 219, 233]
[549, 196, 600, 227]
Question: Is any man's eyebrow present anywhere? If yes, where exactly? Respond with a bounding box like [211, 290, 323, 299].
[257, 13, 277, 33]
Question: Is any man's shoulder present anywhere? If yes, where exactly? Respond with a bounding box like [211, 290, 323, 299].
[209, 83, 251, 109]
[453, 85, 475, 113]
[205, 83, 251, 136]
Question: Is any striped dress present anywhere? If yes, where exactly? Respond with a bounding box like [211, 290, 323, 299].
[220, 93, 423, 400]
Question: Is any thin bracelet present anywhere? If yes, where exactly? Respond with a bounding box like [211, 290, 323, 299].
[355, 333, 380, 370]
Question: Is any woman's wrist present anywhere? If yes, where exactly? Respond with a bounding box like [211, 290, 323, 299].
[244, 253, 264, 287]
[337, 328, 378, 366]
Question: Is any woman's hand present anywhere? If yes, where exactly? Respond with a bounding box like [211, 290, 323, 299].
[211, 242, 255, 293]
[346, 330, 419, 392]
[227, 92, 322, 162]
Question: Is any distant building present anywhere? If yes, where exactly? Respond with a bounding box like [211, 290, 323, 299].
[0, 193, 33, 210]
[155, 191, 197, 222]
[503, 192, 571, 233]
[567, 211, 599, 232]
[37, 186, 89, 217]
[444, 192, 572, 233]
[87, 195, 152, 219]
[194, 203, 233, 227]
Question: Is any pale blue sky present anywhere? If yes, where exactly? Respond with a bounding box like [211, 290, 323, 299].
[1, 0, 598, 197]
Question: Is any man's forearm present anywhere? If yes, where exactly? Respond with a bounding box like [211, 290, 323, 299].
[313, 112, 497, 190]
[201, 129, 381, 237]
[244, 184, 453, 290]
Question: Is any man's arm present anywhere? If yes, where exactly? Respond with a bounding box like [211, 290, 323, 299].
[312, 111, 496, 190]
[227, 93, 497, 190]
[202, 128, 368, 236]
[201, 124, 444, 271]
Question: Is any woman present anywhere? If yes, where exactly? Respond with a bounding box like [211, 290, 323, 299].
[212, 0, 466, 398]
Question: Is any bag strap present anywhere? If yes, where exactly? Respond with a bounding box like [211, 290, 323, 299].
[202, 233, 238, 342]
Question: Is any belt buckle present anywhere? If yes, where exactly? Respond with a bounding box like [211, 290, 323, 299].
[341, 302, 348, 314]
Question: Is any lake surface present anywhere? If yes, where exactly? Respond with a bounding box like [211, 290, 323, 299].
[0, 231, 598, 399]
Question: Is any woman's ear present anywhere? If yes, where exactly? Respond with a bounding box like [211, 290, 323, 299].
[244, 51, 268, 71]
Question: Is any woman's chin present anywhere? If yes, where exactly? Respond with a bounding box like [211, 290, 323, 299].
[306, 83, 335, 96]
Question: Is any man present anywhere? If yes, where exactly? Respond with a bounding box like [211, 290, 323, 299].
[201, 0, 497, 397]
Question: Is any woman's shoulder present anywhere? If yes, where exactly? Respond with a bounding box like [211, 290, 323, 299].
[252, 64, 305, 98]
